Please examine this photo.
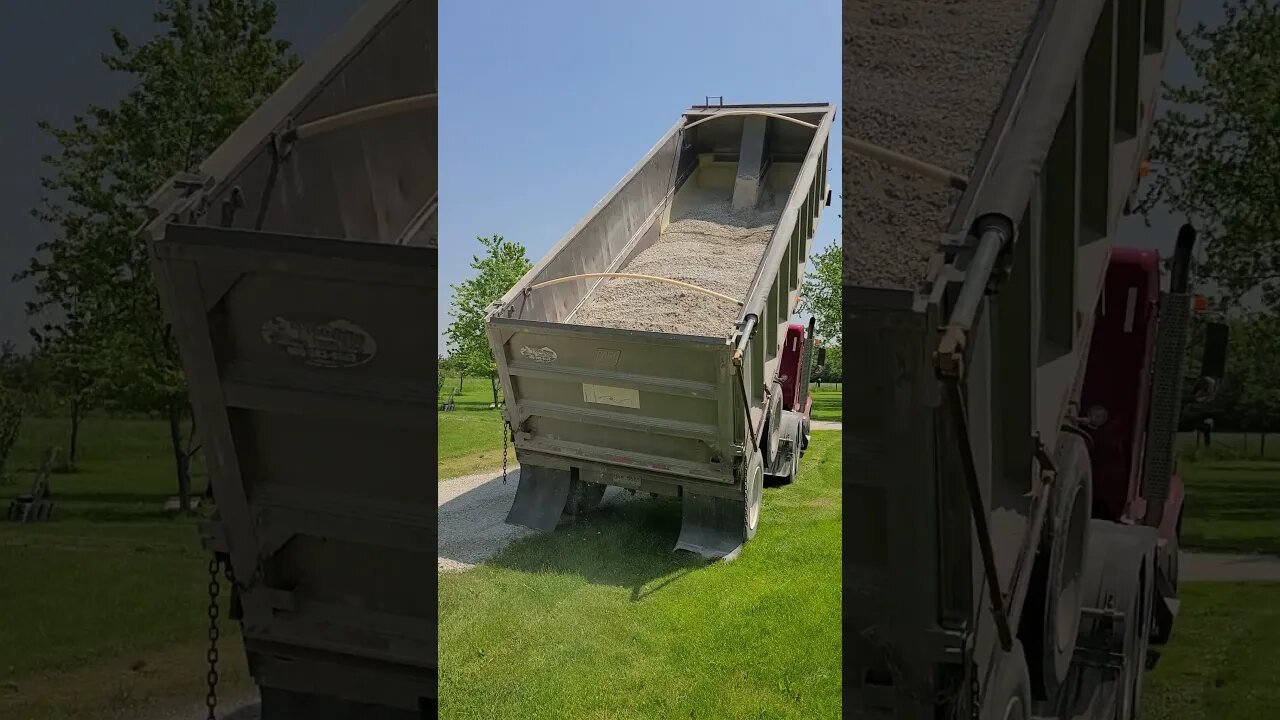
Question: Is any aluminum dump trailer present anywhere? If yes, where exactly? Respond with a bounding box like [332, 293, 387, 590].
[486, 103, 833, 559]
[843, 1, 1220, 718]
[143, 1, 436, 717]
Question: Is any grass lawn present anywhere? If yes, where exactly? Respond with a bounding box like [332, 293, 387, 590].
[438, 376, 510, 479]
[1173, 432, 1280, 556]
[438, 377, 841, 480]
[1140, 436, 1280, 718]
[809, 387, 840, 422]
[1142, 582, 1280, 719]
[0, 416, 252, 720]
[439, 431, 842, 719]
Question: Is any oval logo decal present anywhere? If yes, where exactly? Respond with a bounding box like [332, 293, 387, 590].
[520, 346, 557, 364]
[261, 317, 377, 369]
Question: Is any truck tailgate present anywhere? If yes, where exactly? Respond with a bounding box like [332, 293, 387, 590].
[490, 320, 737, 485]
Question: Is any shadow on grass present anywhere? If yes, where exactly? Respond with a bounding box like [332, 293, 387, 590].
[486, 496, 709, 602]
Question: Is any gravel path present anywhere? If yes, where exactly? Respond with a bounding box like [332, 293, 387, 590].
[1179, 551, 1280, 583]
[572, 199, 781, 336]
[843, 0, 1043, 289]
[811, 421, 842, 431]
[438, 467, 638, 572]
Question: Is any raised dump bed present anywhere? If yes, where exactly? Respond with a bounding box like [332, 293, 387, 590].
[487, 103, 833, 559]
[142, 1, 436, 717]
[843, 1, 1186, 718]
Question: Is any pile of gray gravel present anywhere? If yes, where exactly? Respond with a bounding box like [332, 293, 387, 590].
[843, 0, 1043, 290]
[571, 199, 781, 336]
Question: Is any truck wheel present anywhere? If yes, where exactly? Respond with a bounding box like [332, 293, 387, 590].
[983, 641, 1032, 720]
[764, 381, 784, 468]
[745, 451, 764, 540]
[1115, 567, 1153, 720]
[1021, 431, 1091, 703]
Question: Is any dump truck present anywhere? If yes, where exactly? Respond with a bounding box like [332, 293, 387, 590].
[485, 102, 833, 559]
[142, 1, 436, 718]
[844, 1, 1227, 718]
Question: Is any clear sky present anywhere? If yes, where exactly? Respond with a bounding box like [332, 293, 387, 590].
[437, 0, 843, 354]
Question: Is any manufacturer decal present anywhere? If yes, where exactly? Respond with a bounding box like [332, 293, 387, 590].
[521, 346, 558, 364]
[594, 348, 621, 368]
[261, 317, 377, 369]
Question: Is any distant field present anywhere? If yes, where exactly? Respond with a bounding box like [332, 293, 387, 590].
[438, 376, 508, 479]
[0, 416, 252, 720]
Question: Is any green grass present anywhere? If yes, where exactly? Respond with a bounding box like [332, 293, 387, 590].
[1139, 433, 1280, 718]
[1142, 582, 1280, 719]
[439, 431, 842, 719]
[809, 387, 840, 422]
[1169, 432, 1280, 557]
[438, 376, 509, 479]
[0, 416, 251, 719]
[1179, 458, 1280, 556]
[438, 377, 844, 480]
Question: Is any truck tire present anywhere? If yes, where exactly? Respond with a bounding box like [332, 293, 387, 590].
[745, 450, 764, 541]
[1067, 521, 1156, 720]
[1114, 563, 1152, 720]
[764, 381, 784, 468]
[1021, 431, 1092, 703]
[982, 641, 1032, 720]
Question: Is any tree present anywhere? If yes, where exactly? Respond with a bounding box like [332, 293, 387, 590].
[800, 240, 841, 343]
[1232, 312, 1280, 449]
[21, 0, 300, 511]
[1141, 1, 1280, 309]
[445, 235, 532, 407]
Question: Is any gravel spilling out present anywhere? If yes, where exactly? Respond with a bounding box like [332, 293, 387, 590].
[438, 466, 640, 572]
[570, 198, 782, 336]
[843, 0, 1043, 290]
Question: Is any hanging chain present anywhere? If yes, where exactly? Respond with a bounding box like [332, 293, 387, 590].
[501, 419, 510, 485]
[969, 661, 980, 719]
[205, 556, 223, 720]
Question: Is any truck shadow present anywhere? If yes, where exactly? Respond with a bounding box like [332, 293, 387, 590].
[481, 492, 708, 601]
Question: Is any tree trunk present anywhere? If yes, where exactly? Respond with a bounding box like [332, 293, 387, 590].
[1262, 433, 1268, 458]
[167, 402, 192, 513]
[67, 396, 82, 467]
[457, 371, 465, 393]
[491, 373, 500, 408]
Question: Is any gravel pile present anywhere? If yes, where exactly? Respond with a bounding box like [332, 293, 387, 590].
[843, 0, 1043, 289]
[438, 466, 639, 572]
[571, 199, 782, 336]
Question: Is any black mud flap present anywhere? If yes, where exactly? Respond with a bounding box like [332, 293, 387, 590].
[505, 465, 572, 531]
[675, 492, 745, 561]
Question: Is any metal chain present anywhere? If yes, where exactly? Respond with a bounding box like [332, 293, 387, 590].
[969, 661, 980, 720]
[205, 556, 222, 720]
[501, 420, 510, 485]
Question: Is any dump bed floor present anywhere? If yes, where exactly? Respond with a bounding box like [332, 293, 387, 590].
[843, 0, 1043, 290]
[572, 191, 783, 336]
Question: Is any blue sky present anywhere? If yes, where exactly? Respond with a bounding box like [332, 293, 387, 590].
[438, 0, 842, 353]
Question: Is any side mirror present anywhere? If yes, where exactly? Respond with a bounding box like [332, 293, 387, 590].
[1201, 321, 1228, 379]
[816, 347, 827, 367]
